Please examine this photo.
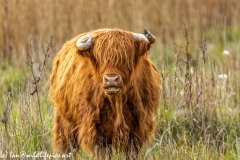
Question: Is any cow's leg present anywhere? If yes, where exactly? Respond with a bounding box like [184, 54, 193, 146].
[94, 139, 113, 160]
[53, 110, 79, 155]
[123, 135, 142, 160]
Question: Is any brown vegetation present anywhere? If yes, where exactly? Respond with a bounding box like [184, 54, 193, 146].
[1, 0, 240, 61]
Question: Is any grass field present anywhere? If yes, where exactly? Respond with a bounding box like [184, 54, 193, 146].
[1, 0, 240, 159]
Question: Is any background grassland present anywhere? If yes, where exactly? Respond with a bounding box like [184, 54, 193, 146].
[0, 0, 240, 159]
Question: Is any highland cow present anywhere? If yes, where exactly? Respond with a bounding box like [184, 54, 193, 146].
[49, 29, 160, 158]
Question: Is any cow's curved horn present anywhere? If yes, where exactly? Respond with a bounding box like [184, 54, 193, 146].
[133, 29, 156, 44]
[76, 34, 94, 50]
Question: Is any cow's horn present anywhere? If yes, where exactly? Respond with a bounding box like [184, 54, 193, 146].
[76, 34, 94, 50]
[133, 29, 156, 44]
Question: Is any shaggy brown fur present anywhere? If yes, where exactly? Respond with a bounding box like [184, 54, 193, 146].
[49, 29, 160, 158]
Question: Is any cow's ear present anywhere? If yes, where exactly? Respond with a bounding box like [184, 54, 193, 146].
[135, 41, 151, 56]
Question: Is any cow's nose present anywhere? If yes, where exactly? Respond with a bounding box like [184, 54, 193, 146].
[103, 74, 122, 85]
[103, 74, 123, 94]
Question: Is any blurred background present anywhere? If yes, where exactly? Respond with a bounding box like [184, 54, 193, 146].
[1, 0, 240, 159]
[1, 0, 240, 61]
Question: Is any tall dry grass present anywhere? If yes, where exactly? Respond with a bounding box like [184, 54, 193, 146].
[1, 0, 240, 61]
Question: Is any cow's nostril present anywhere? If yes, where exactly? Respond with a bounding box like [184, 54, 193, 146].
[104, 76, 109, 83]
[115, 76, 119, 82]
